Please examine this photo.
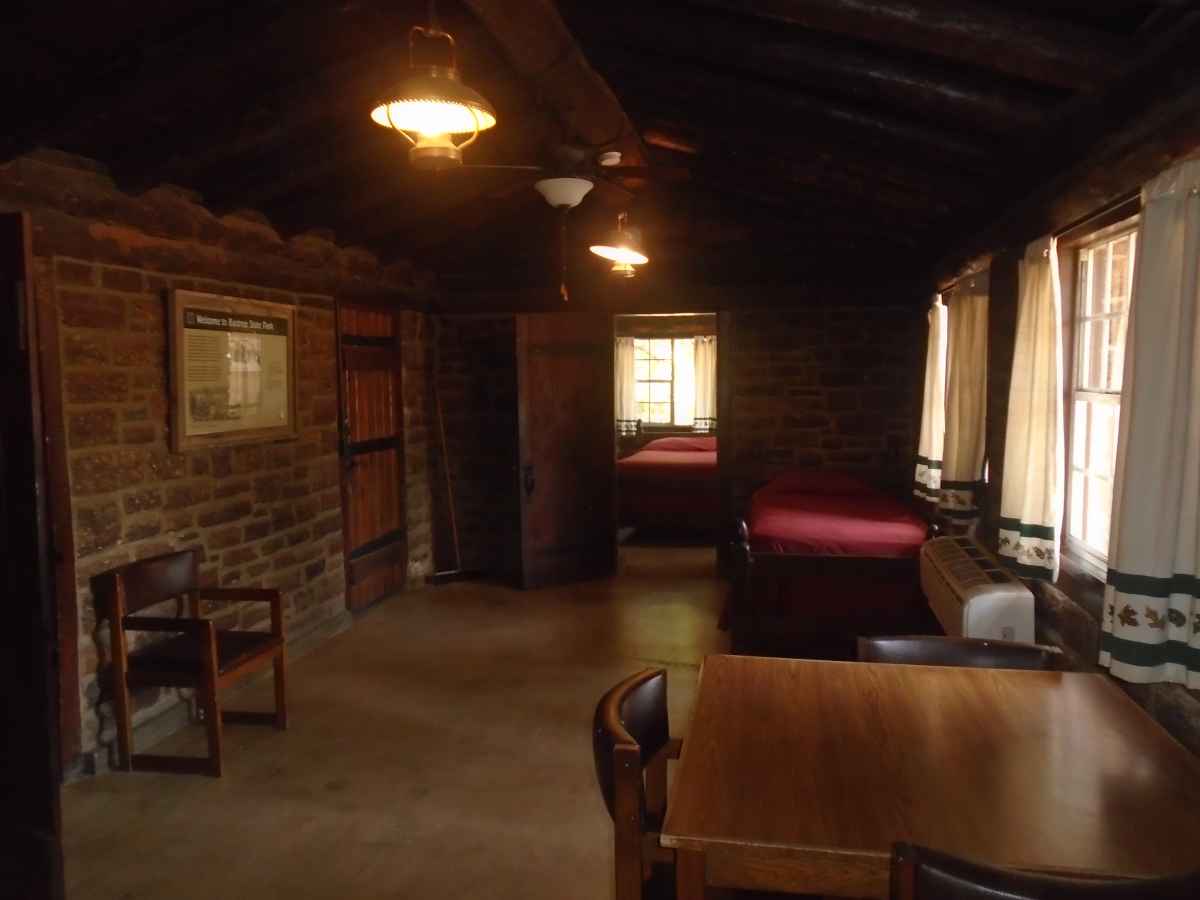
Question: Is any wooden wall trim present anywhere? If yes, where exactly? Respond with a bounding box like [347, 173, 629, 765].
[34, 257, 80, 767]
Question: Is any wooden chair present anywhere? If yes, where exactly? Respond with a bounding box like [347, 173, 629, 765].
[593, 668, 681, 900]
[891, 843, 1200, 899]
[96, 548, 287, 777]
[858, 635, 1061, 671]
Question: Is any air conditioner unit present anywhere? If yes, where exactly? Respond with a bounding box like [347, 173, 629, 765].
[920, 536, 1034, 642]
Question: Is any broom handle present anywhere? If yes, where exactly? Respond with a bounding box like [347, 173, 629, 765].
[433, 322, 463, 572]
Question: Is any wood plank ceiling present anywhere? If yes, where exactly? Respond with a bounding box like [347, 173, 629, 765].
[4, 1, 1198, 308]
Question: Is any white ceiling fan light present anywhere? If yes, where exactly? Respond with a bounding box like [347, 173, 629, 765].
[533, 176, 595, 209]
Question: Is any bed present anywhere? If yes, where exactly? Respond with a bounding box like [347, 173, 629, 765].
[617, 435, 719, 531]
[730, 470, 936, 655]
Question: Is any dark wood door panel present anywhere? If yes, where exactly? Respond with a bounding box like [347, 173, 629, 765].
[516, 313, 616, 588]
[338, 305, 406, 611]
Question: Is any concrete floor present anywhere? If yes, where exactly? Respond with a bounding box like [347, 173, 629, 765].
[62, 545, 729, 900]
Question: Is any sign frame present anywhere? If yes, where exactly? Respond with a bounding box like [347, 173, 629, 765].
[168, 289, 299, 451]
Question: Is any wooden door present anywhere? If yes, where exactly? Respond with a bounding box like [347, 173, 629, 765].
[515, 312, 616, 588]
[337, 305, 407, 611]
[1, 212, 65, 897]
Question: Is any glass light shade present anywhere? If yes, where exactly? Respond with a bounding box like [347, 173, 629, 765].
[590, 241, 649, 265]
[611, 261, 637, 278]
[534, 177, 594, 209]
[371, 67, 497, 137]
[591, 222, 648, 265]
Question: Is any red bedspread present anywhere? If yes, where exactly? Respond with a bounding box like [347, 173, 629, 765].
[748, 480, 927, 557]
[618, 436, 718, 526]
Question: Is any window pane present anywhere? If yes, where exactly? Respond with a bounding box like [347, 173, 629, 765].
[1091, 402, 1119, 478]
[635, 382, 649, 403]
[649, 381, 670, 403]
[1086, 476, 1112, 554]
[649, 402, 671, 423]
[1089, 244, 1109, 315]
[673, 338, 696, 426]
[634, 338, 650, 359]
[1072, 400, 1087, 469]
[1106, 313, 1128, 392]
[650, 339, 672, 360]
[1086, 321, 1106, 390]
[1110, 236, 1131, 307]
[637, 402, 650, 421]
[634, 360, 650, 381]
[650, 359, 673, 381]
[1069, 470, 1086, 543]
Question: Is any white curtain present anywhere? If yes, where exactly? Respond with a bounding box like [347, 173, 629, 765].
[1100, 159, 1200, 689]
[939, 277, 989, 530]
[694, 335, 717, 421]
[914, 297, 947, 503]
[999, 237, 1064, 580]
[614, 337, 637, 421]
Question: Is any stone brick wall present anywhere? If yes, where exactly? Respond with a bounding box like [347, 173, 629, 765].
[723, 306, 922, 515]
[430, 316, 519, 576]
[400, 310, 434, 586]
[0, 150, 433, 769]
[58, 259, 347, 757]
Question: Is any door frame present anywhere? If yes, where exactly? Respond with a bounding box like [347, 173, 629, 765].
[1, 211, 66, 898]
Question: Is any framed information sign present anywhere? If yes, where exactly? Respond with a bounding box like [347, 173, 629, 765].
[168, 290, 298, 451]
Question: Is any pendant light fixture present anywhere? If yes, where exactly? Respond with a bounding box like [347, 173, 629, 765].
[534, 177, 594, 303]
[370, 5, 496, 171]
[590, 212, 649, 276]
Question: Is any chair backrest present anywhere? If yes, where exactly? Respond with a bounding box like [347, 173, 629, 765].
[95, 548, 200, 618]
[858, 635, 1060, 671]
[891, 843, 1200, 900]
[592, 668, 669, 822]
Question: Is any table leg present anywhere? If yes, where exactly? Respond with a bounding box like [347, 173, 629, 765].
[676, 849, 706, 900]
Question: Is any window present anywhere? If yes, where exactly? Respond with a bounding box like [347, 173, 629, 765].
[1066, 227, 1136, 578]
[634, 337, 696, 426]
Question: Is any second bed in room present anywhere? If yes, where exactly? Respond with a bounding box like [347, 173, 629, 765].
[617, 435, 719, 533]
[731, 469, 935, 655]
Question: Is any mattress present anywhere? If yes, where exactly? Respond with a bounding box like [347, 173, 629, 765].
[748, 482, 928, 557]
[617, 436, 719, 525]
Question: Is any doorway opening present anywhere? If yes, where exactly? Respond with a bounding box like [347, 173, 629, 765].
[614, 313, 719, 551]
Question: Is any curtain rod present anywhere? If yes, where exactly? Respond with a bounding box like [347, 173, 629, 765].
[1053, 189, 1141, 242]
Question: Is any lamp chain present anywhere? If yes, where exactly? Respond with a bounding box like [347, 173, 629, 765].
[560, 207, 570, 303]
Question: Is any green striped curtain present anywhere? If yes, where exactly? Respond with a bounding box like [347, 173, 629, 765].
[1100, 160, 1200, 688]
[998, 237, 1064, 579]
[938, 276, 989, 532]
[914, 297, 947, 503]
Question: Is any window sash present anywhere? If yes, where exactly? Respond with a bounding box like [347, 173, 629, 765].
[631, 337, 698, 426]
[1064, 225, 1136, 578]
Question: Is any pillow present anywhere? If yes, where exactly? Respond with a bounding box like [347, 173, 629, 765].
[643, 435, 717, 452]
[764, 468, 873, 495]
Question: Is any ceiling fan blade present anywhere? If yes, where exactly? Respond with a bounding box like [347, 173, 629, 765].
[455, 164, 546, 172]
[605, 165, 690, 182]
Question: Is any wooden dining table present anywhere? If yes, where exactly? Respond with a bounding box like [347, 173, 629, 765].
[661, 654, 1200, 899]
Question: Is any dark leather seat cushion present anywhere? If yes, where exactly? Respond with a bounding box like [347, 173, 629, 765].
[129, 630, 281, 677]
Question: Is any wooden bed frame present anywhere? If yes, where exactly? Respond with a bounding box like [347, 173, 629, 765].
[728, 502, 940, 657]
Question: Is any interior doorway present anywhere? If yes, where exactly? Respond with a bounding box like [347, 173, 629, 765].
[614, 313, 720, 551]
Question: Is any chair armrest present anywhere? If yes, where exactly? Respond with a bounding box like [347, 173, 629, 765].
[195, 588, 279, 604]
[122, 616, 214, 636]
[196, 588, 285, 639]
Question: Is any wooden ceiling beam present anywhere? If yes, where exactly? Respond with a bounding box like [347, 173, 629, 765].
[933, 23, 1200, 284]
[603, 63, 996, 170]
[632, 118, 979, 198]
[3, 0, 332, 161]
[461, 0, 648, 167]
[566, 5, 1053, 133]
[688, 0, 1123, 91]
